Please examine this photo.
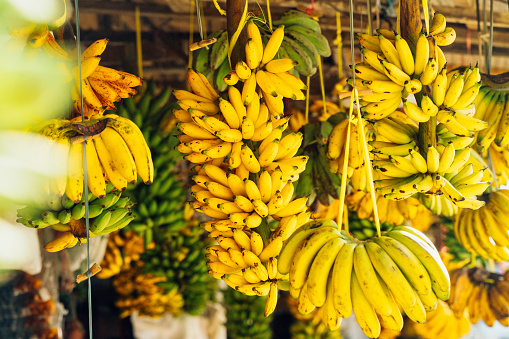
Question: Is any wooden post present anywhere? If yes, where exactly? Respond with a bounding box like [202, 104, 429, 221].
[226, 0, 247, 67]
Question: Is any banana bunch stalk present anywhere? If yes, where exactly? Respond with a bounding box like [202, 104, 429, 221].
[345, 191, 431, 227]
[223, 288, 272, 339]
[411, 300, 470, 339]
[279, 220, 450, 338]
[16, 184, 135, 252]
[113, 266, 184, 318]
[448, 267, 509, 327]
[194, 10, 331, 87]
[452, 189, 509, 261]
[175, 22, 318, 317]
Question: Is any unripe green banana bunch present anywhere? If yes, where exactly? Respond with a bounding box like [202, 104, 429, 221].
[453, 189, 509, 261]
[224, 287, 272, 339]
[194, 10, 330, 90]
[327, 117, 372, 191]
[279, 219, 450, 338]
[448, 267, 509, 327]
[442, 217, 484, 264]
[17, 185, 135, 252]
[139, 226, 216, 315]
[113, 81, 190, 239]
[347, 214, 393, 241]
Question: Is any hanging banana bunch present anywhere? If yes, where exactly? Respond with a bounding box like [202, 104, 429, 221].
[279, 223, 450, 338]
[175, 20, 327, 316]
[346, 12, 489, 210]
[452, 189, 509, 261]
[448, 267, 509, 327]
[224, 287, 273, 339]
[411, 300, 470, 339]
[17, 184, 135, 252]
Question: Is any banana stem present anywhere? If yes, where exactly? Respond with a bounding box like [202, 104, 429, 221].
[226, 0, 247, 66]
[400, 0, 422, 50]
[416, 90, 436, 156]
[255, 218, 271, 247]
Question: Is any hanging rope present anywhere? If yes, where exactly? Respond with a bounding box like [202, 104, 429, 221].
[73, 0, 92, 337]
[266, 0, 273, 31]
[135, 6, 143, 79]
[487, 0, 494, 74]
[188, 0, 195, 68]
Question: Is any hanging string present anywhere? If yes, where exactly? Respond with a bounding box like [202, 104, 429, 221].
[487, 0, 494, 74]
[73, 0, 92, 337]
[135, 6, 143, 79]
[305, 76, 310, 124]
[196, 0, 206, 41]
[188, 0, 195, 68]
[366, 0, 373, 35]
[266, 0, 273, 31]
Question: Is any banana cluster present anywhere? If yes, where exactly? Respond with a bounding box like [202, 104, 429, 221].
[279, 220, 450, 338]
[419, 194, 458, 217]
[347, 214, 393, 241]
[70, 39, 143, 116]
[193, 10, 331, 89]
[113, 267, 184, 318]
[411, 300, 470, 339]
[370, 115, 489, 208]
[223, 288, 272, 339]
[453, 190, 509, 261]
[346, 191, 431, 228]
[97, 231, 145, 279]
[17, 185, 135, 252]
[448, 267, 509, 327]
[224, 22, 307, 109]
[327, 118, 371, 191]
[96, 236, 124, 279]
[34, 113, 153, 205]
[8, 24, 143, 117]
[469, 84, 509, 156]
[175, 22, 318, 317]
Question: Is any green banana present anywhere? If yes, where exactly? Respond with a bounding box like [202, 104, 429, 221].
[285, 24, 331, 57]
